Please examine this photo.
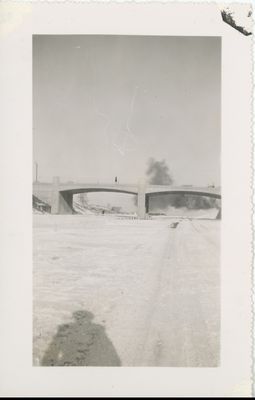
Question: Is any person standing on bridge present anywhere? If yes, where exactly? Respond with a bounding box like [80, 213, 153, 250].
[115, 176, 118, 183]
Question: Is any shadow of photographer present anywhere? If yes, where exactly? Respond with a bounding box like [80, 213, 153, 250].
[41, 310, 121, 366]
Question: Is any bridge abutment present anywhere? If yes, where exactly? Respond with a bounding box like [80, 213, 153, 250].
[145, 195, 149, 214]
[51, 177, 60, 214]
[51, 177, 73, 214]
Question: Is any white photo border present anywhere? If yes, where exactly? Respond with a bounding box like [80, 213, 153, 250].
[0, 1, 253, 397]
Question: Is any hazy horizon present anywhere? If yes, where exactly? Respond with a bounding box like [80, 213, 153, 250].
[33, 35, 221, 189]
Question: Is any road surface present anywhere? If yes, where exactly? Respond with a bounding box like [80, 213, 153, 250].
[33, 214, 220, 367]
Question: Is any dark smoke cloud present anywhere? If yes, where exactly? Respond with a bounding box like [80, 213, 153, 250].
[134, 158, 218, 212]
[145, 158, 218, 212]
[146, 158, 173, 185]
[146, 158, 173, 210]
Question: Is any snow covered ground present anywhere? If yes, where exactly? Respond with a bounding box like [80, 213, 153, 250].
[33, 214, 220, 367]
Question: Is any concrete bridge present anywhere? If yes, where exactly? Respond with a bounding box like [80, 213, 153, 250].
[33, 177, 221, 219]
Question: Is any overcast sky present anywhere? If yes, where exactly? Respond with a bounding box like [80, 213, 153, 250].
[33, 35, 221, 187]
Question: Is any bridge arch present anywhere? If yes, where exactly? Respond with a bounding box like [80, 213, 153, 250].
[147, 189, 221, 199]
[145, 190, 221, 214]
[54, 187, 138, 214]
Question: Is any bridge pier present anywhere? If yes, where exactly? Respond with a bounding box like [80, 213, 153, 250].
[137, 182, 147, 219]
[51, 177, 73, 214]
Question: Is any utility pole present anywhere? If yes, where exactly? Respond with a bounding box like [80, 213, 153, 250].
[35, 162, 38, 182]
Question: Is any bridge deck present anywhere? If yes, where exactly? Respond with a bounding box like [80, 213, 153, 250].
[33, 182, 220, 197]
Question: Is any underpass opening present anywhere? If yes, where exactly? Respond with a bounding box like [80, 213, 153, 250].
[146, 191, 221, 219]
[63, 188, 138, 216]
